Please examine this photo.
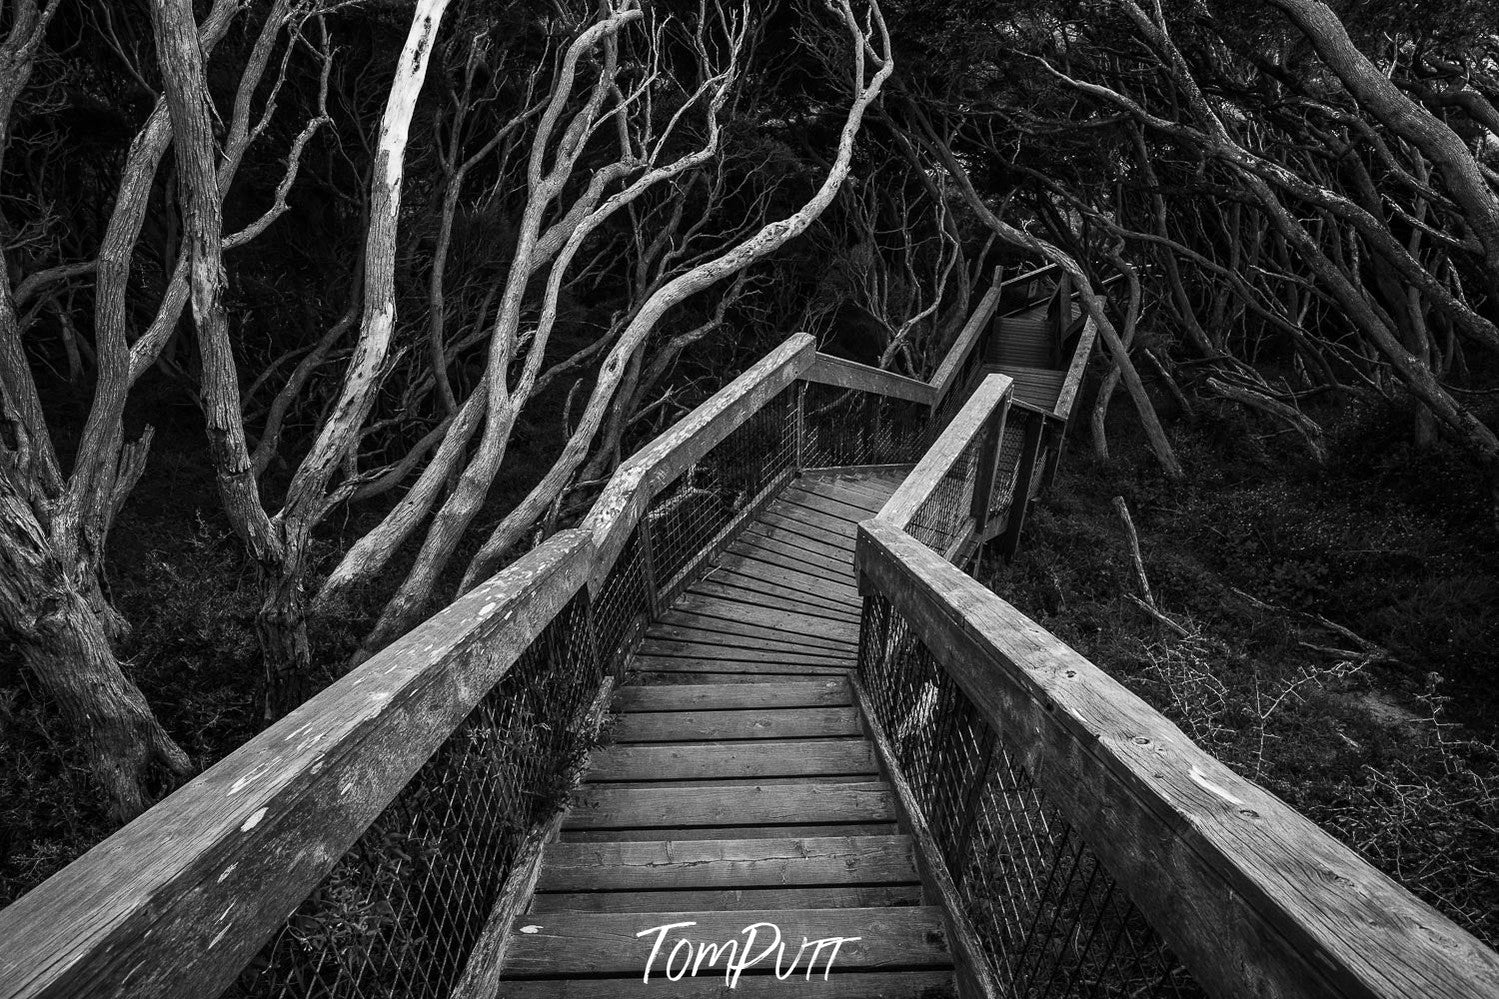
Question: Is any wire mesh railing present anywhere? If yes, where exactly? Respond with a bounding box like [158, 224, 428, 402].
[857, 592, 1202, 999]
[800, 379, 930, 469]
[646, 380, 799, 608]
[231, 594, 600, 999]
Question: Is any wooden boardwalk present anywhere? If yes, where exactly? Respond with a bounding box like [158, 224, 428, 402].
[499, 468, 959, 996]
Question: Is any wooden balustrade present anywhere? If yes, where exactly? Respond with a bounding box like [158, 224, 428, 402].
[855, 501, 1499, 999]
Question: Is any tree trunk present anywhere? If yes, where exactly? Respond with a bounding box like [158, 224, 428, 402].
[0, 477, 191, 822]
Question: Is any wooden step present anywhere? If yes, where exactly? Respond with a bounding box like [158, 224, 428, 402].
[654, 612, 859, 651]
[530, 884, 924, 913]
[631, 655, 850, 678]
[588, 739, 877, 782]
[690, 573, 862, 616]
[674, 591, 860, 631]
[536, 835, 918, 892]
[562, 822, 899, 843]
[564, 781, 895, 829]
[610, 707, 863, 742]
[613, 681, 850, 712]
[730, 534, 854, 577]
[636, 639, 854, 666]
[702, 563, 862, 611]
[500, 906, 952, 978]
[497, 970, 954, 997]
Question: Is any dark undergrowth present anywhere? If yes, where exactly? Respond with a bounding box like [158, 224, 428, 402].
[981, 390, 1499, 948]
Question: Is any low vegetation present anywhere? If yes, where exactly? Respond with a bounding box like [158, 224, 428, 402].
[984, 393, 1499, 946]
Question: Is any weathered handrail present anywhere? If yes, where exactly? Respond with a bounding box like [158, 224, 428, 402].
[584, 332, 816, 594]
[854, 402, 1499, 996]
[878, 372, 1012, 561]
[0, 530, 594, 999]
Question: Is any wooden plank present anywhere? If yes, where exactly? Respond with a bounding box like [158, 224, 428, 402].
[629, 656, 849, 678]
[638, 635, 854, 665]
[786, 480, 887, 515]
[803, 468, 905, 498]
[500, 906, 952, 978]
[652, 614, 857, 653]
[730, 534, 855, 578]
[996, 365, 1065, 410]
[878, 374, 1013, 533]
[930, 278, 1003, 406]
[719, 545, 858, 591]
[588, 739, 877, 782]
[1053, 316, 1097, 420]
[690, 572, 862, 616]
[660, 607, 860, 650]
[584, 333, 815, 593]
[761, 500, 862, 539]
[613, 681, 850, 712]
[856, 518, 1499, 999]
[528, 886, 925, 914]
[564, 781, 895, 829]
[561, 823, 899, 843]
[745, 516, 855, 561]
[611, 706, 862, 742]
[805, 352, 936, 404]
[778, 488, 880, 524]
[0, 531, 596, 999]
[674, 590, 859, 630]
[701, 563, 858, 607]
[537, 836, 918, 892]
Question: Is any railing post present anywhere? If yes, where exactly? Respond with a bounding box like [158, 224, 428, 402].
[1038, 418, 1065, 494]
[1050, 270, 1072, 366]
[969, 395, 1009, 537]
[638, 514, 662, 619]
[794, 380, 807, 470]
[999, 412, 1045, 562]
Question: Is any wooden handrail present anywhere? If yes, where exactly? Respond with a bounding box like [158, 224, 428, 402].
[877, 373, 1012, 535]
[803, 351, 935, 404]
[0, 530, 595, 999]
[583, 332, 816, 592]
[928, 279, 1004, 407]
[854, 517, 1499, 999]
[1052, 314, 1096, 422]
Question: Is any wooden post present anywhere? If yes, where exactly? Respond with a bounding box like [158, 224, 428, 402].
[637, 508, 662, 619]
[1038, 418, 1065, 494]
[998, 412, 1044, 562]
[794, 380, 808, 470]
[1051, 271, 1071, 366]
[969, 398, 1010, 535]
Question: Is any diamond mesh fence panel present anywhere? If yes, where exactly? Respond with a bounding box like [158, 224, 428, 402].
[857, 593, 1204, 999]
[801, 381, 930, 469]
[905, 433, 980, 557]
[231, 594, 602, 999]
[644, 381, 798, 608]
[592, 523, 650, 677]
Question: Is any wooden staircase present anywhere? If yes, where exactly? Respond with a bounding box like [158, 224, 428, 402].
[499, 468, 957, 996]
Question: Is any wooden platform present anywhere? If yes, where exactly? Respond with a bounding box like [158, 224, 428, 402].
[499, 468, 958, 996]
[988, 300, 1070, 412]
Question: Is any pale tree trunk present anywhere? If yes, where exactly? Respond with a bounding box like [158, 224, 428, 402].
[0, 0, 196, 820]
[452, 0, 897, 597]
[0, 476, 191, 822]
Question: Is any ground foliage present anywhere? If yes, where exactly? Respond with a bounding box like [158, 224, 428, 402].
[984, 389, 1499, 947]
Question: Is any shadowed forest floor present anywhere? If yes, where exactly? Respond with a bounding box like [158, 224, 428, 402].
[982, 392, 1499, 947]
